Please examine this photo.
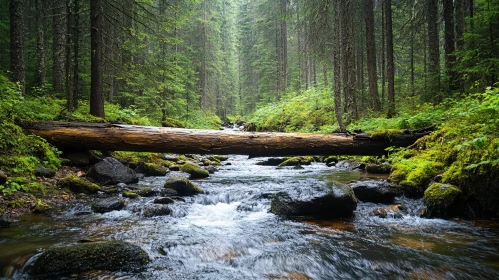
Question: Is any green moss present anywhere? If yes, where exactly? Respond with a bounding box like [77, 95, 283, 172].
[424, 183, 462, 217]
[57, 175, 101, 194]
[123, 191, 139, 199]
[180, 163, 209, 179]
[279, 156, 314, 167]
[369, 129, 406, 140]
[143, 163, 167, 176]
[390, 158, 444, 196]
[161, 117, 185, 128]
[164, 176, 203, 195]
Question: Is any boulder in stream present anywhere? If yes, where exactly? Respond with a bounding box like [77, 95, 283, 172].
[180, 163, 209, 179]
[154, 197, 175, 205]
[57, 175, 101, 194]
[142, 204, 172, 217]
[164, 176, 203, 195]
[270, 182, 357, 218]
[32, 241, 150, 276]
[88, 157, 138, 185]
[91, 197, 126, 213]
[350, 180, 400, 204]
[424, 183, 463, 218]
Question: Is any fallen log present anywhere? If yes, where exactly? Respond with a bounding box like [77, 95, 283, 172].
[23, 122, 431, 156]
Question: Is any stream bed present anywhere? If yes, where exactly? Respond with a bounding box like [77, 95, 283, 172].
[2, 155, 499, 279]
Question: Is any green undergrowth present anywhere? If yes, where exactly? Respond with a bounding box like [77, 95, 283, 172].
[388, 88, 499, 216]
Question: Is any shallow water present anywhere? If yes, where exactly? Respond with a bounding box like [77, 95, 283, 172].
[2, 155, 499, 279]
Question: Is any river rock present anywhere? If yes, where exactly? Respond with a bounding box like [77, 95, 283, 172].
[88, 157, 138, 185]
[256, 158, 286, 166]
[0, 215, 16, 228]
[57, 175, 101, 194]
[180, 163, 209, 179]
[164, 155, 178, 162]
[350, 180, 400, 203]
[92, 197, 126, 213]
[142, 205, 172, 217]
[424, 183, 463, 218]
[35, 166, 56, 178]
[154, 197, 175, 205]
[161, 188, 179, 197]
[32, 241, 150, 276]
[365, 163, 392, 174]
[142, 163, 168, 177]
[0, 170, 7, 185]
[136, 186, 157, 197]
[205, 165, 217, 174]
[371, 204, 407, 219]
[270, 182, 357, 218]
[164, 176, 203, 195]
[169, 165, 180, 171]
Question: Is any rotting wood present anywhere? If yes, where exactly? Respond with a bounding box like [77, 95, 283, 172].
[23, 121, 431, 157]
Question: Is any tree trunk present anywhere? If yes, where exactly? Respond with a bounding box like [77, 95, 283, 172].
[280, 0, 288, 94]
[426, 0, 440, 100]
[341, 0, 357, 120]
[381, 2, 386, 110]
[72, 0, 79, 109]
[443, 0, 456, 91]
[323, 64, 328, 87]
[333, 0, 345, 132]
[365, 0, 380, 111]
[24, 121, 431, 157]
[53, 0, 66, 94]
[386, 0, 395, 118]
[90, 0, 105, 118]
[65, 0, 73, 111]
[35, 0, 46, 88]
[10, 0, 25, 94]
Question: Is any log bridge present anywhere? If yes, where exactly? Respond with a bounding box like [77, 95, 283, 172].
[24, 121, 431, 157]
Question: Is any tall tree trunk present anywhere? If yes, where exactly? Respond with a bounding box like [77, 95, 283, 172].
[10, 0, 25, 94]
[280, 0, 288, 94]
[455, 0, 465, 51]
[443, 0, 456, 92]
[386, 0, 395, 118]
[65, 0, 73, 111]
[410, 1, 415, 98]
[53, 0, 66, 94]
[381, 2, 386, 110]
[323, 64, 328, 87]
[72, 0, 79, 109]
[341, 0, 357, 120]
[426, 0, 440, 100]
[365, 0, 380, 111]
[35, 0, 46, 88]
[90, 0, 105, 118]
[333, 0, 345, 132]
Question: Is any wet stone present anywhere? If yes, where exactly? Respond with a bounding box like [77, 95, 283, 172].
[154, 197, 175, 205]
[91, 197, 126, 213]
[142, 205, 172, 217]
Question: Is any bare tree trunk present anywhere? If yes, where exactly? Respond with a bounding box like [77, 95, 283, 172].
[365, 0, 380, 111]
[10, 0, 25, 94]
[386, 0, 395, 118]
[323, 64, 329, 87]
[426, 0, 440, 100]
[333, 0, 345, 132]
[72, 0, 79, 109]
[90, 0, 105, 118]
[280, 0, 288, 94]
[65, 0, 73, 111]
[53, 0, 67, 94]
[443, 0, 456, 92]
[381, 2, 386, 110]
[35, 0, 46, 88]
[341, 0, 357, 120]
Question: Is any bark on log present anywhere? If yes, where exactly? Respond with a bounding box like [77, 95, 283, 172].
[24, 122, 431, 157]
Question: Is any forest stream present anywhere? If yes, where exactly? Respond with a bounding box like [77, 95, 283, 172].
[1, 155, 499, 279]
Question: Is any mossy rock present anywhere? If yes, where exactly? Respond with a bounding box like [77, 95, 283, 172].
[323, 156, 338, 165]
[91, 198, 126, 213]
[123, 191, 139, 199]
[32, 241, 150, 276]
[164, 176, 203, 195]
[161, 117, 184, 128]
[143, 163, 168, 177]
[136, 186, 157, 197]
[424, 183, 463, 218]
[278, 156, 313, 167]
[389, 159, 444, 197]
[57, 175, 101, 194]
[180, 163, 209, 179]
[366, 163, 392, 174]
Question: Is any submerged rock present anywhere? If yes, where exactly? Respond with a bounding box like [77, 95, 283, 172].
[142, 204, 172, 217]
[164, 176, 203, 195]
[32, 241, 150, 276]
[270, 183, 357, 218]
[371, 204, 407, 219]
[350, 180, 400, 204]
[57, 175, 101, 194]
[88, 157, 138, 185]
[154, 197, 175, 205]
[424, 183, 463, 218]
[91, 197, 126, 213]
[180, 163, 209, 179]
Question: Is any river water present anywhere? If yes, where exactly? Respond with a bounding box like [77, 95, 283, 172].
[2, 155, 499, 279]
